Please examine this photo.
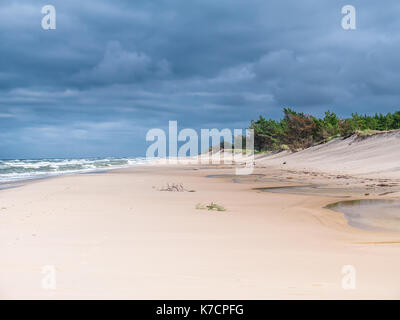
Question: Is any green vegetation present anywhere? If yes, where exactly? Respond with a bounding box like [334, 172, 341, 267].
[196, 202, 226, 211]
[249, 109, 400, 152]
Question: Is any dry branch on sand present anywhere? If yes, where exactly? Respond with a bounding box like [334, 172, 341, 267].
[157, 183, 195, 192]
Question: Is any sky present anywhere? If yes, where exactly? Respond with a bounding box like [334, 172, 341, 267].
[1, 0, 400, 158]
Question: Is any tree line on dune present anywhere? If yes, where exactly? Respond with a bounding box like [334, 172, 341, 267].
[248, 109, 400, 152]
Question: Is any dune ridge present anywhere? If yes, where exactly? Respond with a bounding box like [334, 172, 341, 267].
[257, 130, 400, 178]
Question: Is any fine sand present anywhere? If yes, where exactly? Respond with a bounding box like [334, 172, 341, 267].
[2, 132, 400, 299]
[1, 163, 400, 299]
[256, 130, 400, 178]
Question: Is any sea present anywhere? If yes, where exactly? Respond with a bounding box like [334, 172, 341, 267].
[0, 157, 149, 186]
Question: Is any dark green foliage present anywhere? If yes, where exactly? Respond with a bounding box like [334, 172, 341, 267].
[250, 116, 284, 151]
[251, 109, 400, 152]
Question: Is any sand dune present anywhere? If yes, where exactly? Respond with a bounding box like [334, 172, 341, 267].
[257, 130, 400, 178]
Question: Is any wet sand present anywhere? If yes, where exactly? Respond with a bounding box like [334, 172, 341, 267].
[1, 164, 400, 299]
[327, 199, 400, 232]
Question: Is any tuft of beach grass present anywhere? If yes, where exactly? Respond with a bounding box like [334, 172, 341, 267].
[196, 202, 226, 211]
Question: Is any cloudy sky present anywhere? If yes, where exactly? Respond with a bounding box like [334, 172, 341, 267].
[0, 0, 399, 158]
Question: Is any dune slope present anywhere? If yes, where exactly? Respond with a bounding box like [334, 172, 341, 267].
[257, 130, 400, 178]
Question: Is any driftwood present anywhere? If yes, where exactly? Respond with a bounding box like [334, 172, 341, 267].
[158, 183, 195, 192]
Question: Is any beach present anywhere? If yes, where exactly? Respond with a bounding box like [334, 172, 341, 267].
[1, 156, 400, 299]
[3, 0, 400, 303]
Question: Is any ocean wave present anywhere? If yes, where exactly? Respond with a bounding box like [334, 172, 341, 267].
[0, 158, 148, 183]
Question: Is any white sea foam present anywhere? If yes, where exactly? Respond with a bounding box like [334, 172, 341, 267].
[0, 157, 149, 183]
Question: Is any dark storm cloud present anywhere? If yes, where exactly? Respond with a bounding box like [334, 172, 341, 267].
[1, 0, 400, 157]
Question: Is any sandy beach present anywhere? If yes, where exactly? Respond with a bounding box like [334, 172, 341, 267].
[3, 0, 400, 303]
[2, 149, 400, 299]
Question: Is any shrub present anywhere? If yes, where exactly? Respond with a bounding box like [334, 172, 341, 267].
[249, 108, 400, 153]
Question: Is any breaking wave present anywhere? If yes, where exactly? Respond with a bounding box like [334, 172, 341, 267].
[0, 158, 149, 183]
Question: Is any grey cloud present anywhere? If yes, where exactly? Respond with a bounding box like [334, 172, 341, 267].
[73, 41, 170, 86]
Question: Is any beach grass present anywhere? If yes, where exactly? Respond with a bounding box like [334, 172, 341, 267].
[196, 202, 226, 211]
